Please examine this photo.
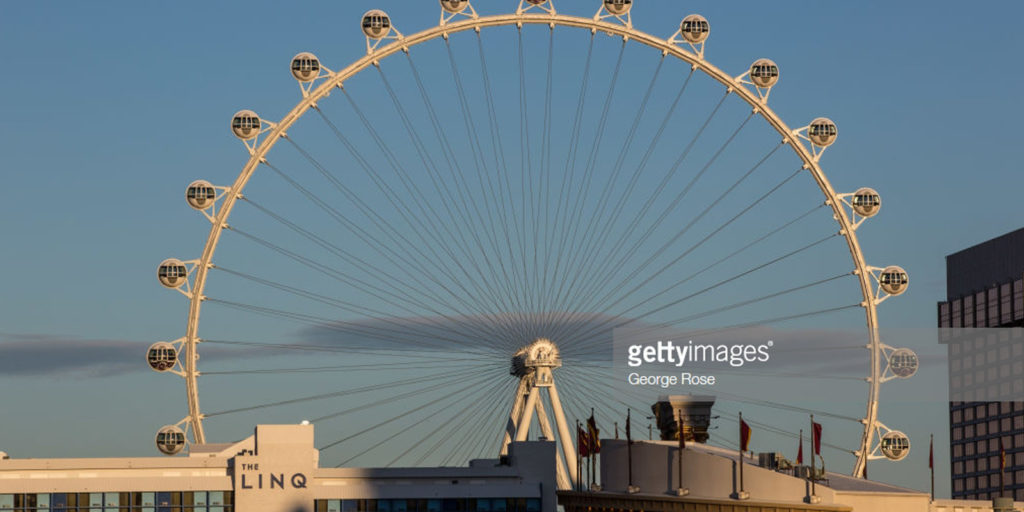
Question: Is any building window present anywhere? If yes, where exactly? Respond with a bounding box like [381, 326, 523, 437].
[989, 288, 1000, 325]
[940, 302, 951, 327]
[1015, 280, 1024, 321]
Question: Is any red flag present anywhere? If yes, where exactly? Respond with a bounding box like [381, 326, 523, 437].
[812, 421, 823, 456]
[1001, 438, 1006, 471]
[929, 436, 934, 469]
[587, 414, 601, 454]
[739, 418, 752, 452]
[797, 430, 804, 465]
[578, 425, 590, 457]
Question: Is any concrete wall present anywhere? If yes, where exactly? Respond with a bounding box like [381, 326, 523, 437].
[834, 492, 930, 512]
[599, 440, 837, 504]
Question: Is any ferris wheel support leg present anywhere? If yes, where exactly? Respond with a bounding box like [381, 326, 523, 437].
[515, 386, 542, 442]
[547, 383, 579, 487]
[534, 398, 571, 490]
[501, 378, 530, 456]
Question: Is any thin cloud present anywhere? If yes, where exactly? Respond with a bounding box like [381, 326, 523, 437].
[0, 333, 142, 378]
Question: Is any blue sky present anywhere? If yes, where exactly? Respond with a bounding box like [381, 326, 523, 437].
[1, 0, 1023, 498]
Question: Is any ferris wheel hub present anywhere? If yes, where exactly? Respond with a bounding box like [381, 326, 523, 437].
[510, 338, 562, 377]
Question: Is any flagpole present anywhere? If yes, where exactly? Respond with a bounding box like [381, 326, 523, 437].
[626, 408, 634, 492]
[810, 414, 816, 499]
[576, 419, 582, 492]
[677, 408, 688, 496]
[929, 433, 934, 501]
[589, 408, 595, 490]
[739, 412, 745, 496]
[678, 409, 683, 490]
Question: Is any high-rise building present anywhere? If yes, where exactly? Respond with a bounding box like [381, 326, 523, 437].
[939, 228, 1024, 500]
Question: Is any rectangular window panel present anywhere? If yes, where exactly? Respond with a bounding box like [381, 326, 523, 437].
[990, 288, 1000, 325]
[0, 495, 13, 510]
[1015, 280, 1024, 321]
[1003, 284, 1013, 324]
[977, 292, 987, 327]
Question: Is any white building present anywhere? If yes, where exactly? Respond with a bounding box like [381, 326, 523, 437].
[558, 437, 1022, 512]
[0, 424, 556, 512]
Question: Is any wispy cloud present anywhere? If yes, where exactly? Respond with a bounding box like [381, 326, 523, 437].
[0, 333, 143, 378]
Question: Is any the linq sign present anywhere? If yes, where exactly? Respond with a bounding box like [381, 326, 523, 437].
[239, 464, 307, 490]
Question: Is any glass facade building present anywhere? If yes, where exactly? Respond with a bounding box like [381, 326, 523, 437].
[939, 228, 1024, 500]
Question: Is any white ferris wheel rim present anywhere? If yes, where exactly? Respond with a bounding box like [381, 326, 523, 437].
[175, 9, 889, 478]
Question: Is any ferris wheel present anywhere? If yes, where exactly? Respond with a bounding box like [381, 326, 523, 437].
[148, 0, 917, 482]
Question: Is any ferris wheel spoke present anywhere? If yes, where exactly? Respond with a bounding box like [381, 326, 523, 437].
[336, 370, 505, 467]
[236, 197, 497, 331]
[201, 339, 501, 361]
[224, 224, 512, 349]
[402, 51, 530, 334]
[321, 367, 498, 456]
[374, 63, 520, 320]
[199, 358, 494, 376]
[553, 203, 825, 359]
[571, 112, 761, 318]
[552, 40, 628, 317]
[545, 88, 724, 336]
[552, 56, 666, 326]
[205, 365, 494, 418]
[650, 273, 852, 327]
[551, 168, 806, 350]
[581, 140, 784, 319]
[304, 114, 527, 344]
[545, 32, 597, 327]
[412, 376, 512, 467]
[474, 32, 527, 317]
[401, 377, 511, 466]
[311, 365, 503, 427]
[203, 296, 502, 357]
[537, 28, 556, 323]
[585, 90, 732, 275]
[516, 28, 540, 318]
[208, 264, 510, 351]
[551, 55, 665, 330]
[558, 234, 841, 352]
[258, 156, 503, 326]
[576, 160, 798, 325]
[541, 68, 696, 339]
[335, 87, 517, 323]
[477, 30, 545, 341]
[462, 381, 519, 463]
[443, 39, 528, 330]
